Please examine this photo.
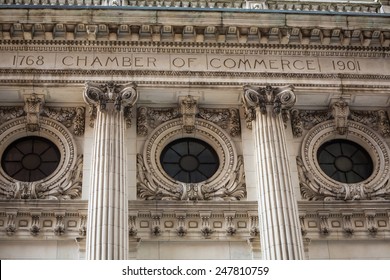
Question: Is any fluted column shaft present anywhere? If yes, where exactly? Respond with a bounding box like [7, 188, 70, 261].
[84, 82, 137, 260]
[243, 85, 304, 260]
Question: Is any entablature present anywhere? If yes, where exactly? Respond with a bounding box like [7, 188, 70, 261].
[0, 200, 389, 242]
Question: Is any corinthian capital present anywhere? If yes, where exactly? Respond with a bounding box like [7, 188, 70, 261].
[83, 82, 138, 127]
[242, 84, 296, 128]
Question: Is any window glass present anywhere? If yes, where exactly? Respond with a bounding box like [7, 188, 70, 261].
[317, 139, 373, 183]
[1, 136, 61, 182]
[160, 138, 219, 183]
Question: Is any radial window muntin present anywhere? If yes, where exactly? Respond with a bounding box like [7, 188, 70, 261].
[317, 139, 373, 184]
[160, 138, 220, 183]
[1, 136, 61, 182]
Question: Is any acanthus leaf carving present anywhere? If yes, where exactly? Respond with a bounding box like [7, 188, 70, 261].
[176, 213, 187, 237]
[365, 212, 378, 234]
[298, 118, 390, 201]
[199, 108, 241, 137]
[137, 153, 246, 201]
[1, 103, 86, 136]
[136, 94, 240, 137]
[0, 154, 83, 200]
[292, 104, 390, 138]
[318, 212, 330, 235]
[0, 107, 24, 124]
[291, 109, 332, 138]
[42, 106, 86, 136]
[136, 106, 180, 136]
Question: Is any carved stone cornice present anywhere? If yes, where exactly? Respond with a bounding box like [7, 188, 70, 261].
[1, 22, 389, 47]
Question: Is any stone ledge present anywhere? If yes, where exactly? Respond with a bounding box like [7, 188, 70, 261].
[0, 200, 389, 242]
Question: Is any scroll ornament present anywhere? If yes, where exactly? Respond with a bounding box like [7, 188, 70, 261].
[297, 156, 390, 201]
[242, 84, 296, 129]
[0, 155, 83, 200]
[83, 81, 138, 127]
[137, 154, 246, 201]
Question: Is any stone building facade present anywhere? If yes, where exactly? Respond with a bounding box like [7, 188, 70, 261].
[0, 1, 390, 260]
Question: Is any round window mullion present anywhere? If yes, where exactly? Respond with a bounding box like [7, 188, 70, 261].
[317, 139, 373, 184]
[1, 136, 61, 182]
[160, 138, 219, 184]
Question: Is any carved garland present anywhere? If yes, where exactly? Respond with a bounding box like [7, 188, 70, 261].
[298, 120, 390, 201]
[137, 118, 246, 201]
[0, 117, 82, 200]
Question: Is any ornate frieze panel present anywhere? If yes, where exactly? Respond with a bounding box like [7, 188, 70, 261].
[0, 94, 86, 136]
[292, 104, 390, 139]
[137, 99, 240, 138]
[0, 107, 24, 123]
[137, 114, 245, 201]
[297, 118, 390, 201]
[42, 106, 86, 136]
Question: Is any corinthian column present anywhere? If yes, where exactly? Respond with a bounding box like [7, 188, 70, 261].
[84, 82, 138, 260]
[242, 85, 304, 260]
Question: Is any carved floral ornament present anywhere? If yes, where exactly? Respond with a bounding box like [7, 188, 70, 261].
[298, 118, 390, 201]
[0, 117, 83, 200]
[137, 96, 245, 201]
[136, 96, 241, 138]
[0, 93, 84, 200]
[291, 100, 390, 138]
[0, 93, 86, 136]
